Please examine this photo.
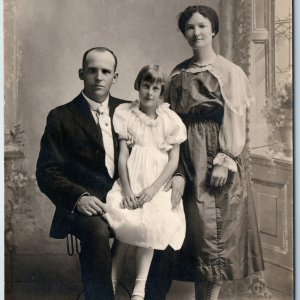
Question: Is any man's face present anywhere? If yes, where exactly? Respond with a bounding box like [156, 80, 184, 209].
[79, 50, 118, 103]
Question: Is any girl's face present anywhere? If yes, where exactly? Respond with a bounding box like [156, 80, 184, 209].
[139, 80, 162, 111]
[184, 12, 214, 49]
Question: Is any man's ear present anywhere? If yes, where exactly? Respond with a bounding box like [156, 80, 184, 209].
[79, 68, 84, 80]
[112, 72, 119, 84]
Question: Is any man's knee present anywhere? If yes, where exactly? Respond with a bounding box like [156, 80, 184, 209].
[75, 215, 111, 242]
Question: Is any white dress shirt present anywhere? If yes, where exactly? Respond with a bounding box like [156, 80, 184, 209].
[82, 91, 115, 178]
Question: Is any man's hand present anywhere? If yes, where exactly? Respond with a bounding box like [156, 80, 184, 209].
[77, 196, 106, 216]
[163, 176, 185, 209]
[210, 165, 228, 187]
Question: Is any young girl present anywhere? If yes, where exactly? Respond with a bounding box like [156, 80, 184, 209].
[100, 65, 187, 300]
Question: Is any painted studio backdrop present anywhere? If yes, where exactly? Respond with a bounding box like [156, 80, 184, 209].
[4, 0, 293, 299]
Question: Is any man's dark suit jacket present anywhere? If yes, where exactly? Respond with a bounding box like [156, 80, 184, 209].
[36, 93, 128, 239]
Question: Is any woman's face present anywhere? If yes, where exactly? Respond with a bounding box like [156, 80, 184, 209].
[184, 12, 215, 49]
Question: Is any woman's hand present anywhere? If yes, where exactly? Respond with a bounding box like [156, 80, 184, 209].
[210, 165, 228, 187]
[121, 188, 138, 209]
[164, 175, 185, 209]
[136, 185, 158, 207]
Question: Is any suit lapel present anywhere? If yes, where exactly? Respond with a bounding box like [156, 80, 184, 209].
[70, 94, 104, 149]
[70, 94, 123, 175]
[109, 95, 121, 172]
[108, 95, 120, 119]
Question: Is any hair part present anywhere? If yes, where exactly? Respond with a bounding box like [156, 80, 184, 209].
[82, 47, 118, 71]
[134, 65, 166, 96]
[178, 5, 219, 37]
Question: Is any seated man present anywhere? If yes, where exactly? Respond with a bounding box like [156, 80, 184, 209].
[36, 47, 128, 300]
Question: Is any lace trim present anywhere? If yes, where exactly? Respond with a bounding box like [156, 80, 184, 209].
[128, 101, 179, 152]
[130, 100, 170, 127]
[213, 153, 237, 172]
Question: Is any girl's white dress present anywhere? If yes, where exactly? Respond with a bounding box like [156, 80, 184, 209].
[105, 101, 187, 250]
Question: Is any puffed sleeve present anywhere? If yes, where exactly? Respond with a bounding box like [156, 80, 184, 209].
[158, 104, 187, 151]
[113, 103, 132, 140]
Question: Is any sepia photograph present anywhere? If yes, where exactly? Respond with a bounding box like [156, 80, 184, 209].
[4, 0, 293, 299]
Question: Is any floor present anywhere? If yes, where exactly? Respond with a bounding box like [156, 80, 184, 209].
[6, 280, 292, 300]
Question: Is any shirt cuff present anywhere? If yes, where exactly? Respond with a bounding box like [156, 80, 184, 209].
[213, 153, 237, 172]
[71, 192, 90, 213]
[173, 172, 186, 183]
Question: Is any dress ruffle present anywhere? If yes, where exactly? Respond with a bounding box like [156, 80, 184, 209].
[130, 100, 163, 127]
[113, 102, 187, 152]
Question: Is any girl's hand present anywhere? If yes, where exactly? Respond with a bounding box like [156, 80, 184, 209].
[121, 188, 138, 209]
[137, 185, 158, 207]
[210, 165, 228, 187]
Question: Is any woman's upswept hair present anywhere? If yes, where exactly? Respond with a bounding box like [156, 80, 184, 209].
[134, 64, 166, 96]
[178, 5, 219, 37]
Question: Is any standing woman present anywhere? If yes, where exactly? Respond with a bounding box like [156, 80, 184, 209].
[146, 5, 264, 300]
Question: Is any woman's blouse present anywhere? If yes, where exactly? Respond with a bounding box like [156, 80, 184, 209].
[166, 55, 254, 171]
